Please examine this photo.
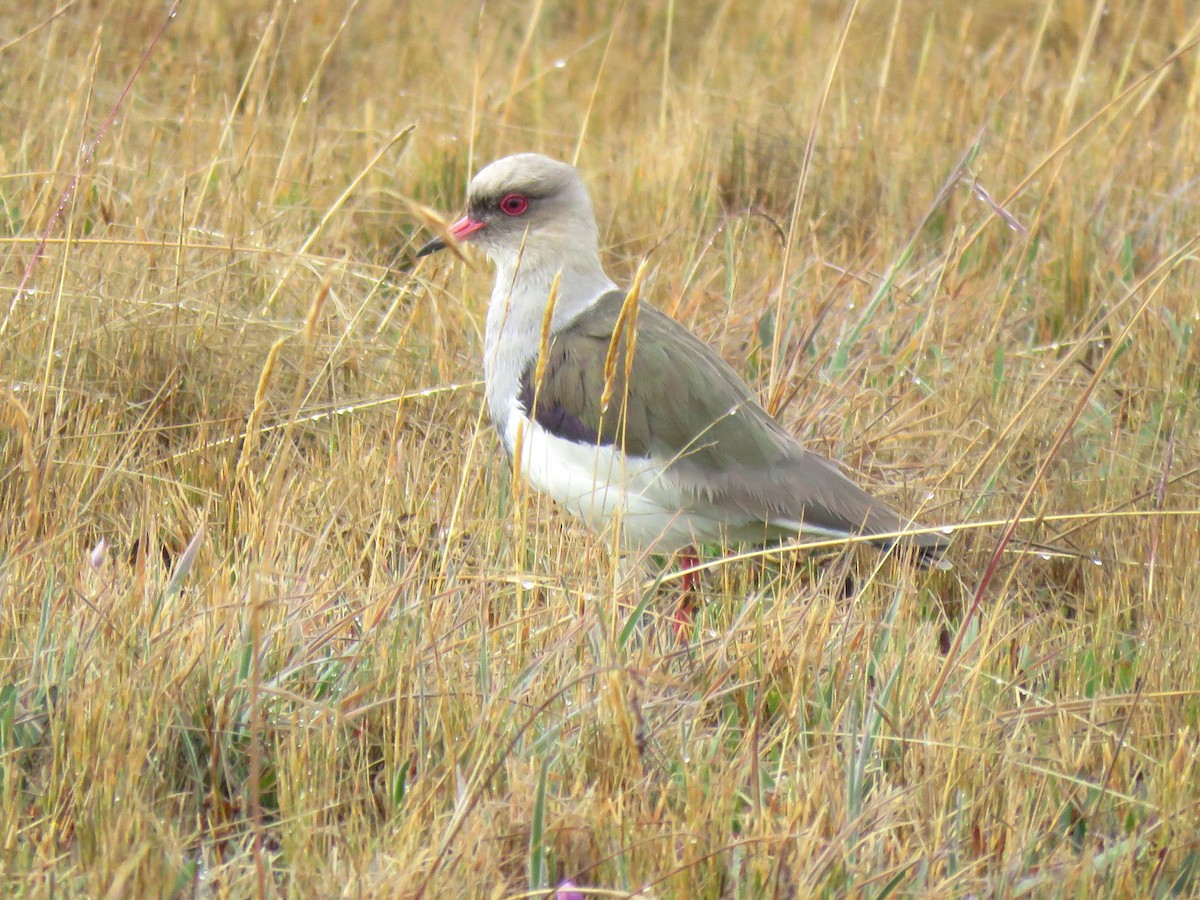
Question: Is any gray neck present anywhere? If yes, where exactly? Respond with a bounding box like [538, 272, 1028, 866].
[483, 254, 616, 443]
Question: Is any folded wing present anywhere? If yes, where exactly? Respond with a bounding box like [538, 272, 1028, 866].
[518, 290, 947, 560]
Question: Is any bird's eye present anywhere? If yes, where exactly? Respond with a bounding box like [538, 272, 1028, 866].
[499, 193, 529, 216]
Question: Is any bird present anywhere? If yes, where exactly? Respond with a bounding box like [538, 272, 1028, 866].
[416, 153, 948, 586]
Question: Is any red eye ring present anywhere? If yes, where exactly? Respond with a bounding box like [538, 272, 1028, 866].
[499, 193, 529, 216]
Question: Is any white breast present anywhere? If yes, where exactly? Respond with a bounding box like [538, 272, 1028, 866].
[503, 404, 724, 553]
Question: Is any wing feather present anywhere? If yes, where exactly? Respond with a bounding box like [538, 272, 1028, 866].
[517, 290, 946, 558]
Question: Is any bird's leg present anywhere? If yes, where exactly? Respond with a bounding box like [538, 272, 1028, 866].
[679, 547, 701, 592]
[673, 547, 701, 639]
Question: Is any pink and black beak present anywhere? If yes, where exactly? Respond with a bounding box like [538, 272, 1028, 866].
[416, 215, 486, 258]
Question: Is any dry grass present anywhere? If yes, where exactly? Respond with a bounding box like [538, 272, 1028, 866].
[2, 0, 1200, 895]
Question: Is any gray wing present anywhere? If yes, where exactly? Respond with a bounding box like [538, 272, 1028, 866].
[519, 290, 946, 558]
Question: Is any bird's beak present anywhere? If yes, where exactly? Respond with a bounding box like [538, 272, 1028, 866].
[416, 215, 486, 258]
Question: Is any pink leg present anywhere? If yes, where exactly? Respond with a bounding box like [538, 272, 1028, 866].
[679, 547, 701, 592]
[673, 547, 701, 640]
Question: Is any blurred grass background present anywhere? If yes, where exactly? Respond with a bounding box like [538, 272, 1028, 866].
[2, 0, 1200, 895]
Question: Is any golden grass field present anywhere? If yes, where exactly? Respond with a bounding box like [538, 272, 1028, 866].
[2, 0, 1200, 895]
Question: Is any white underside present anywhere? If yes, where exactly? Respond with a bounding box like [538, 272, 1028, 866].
[504, 406, 850, 553]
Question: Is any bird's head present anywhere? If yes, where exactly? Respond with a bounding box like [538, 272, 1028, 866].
[417, 153, 601, 274]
